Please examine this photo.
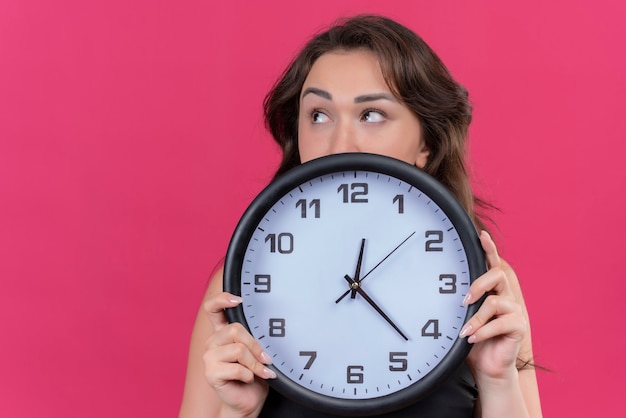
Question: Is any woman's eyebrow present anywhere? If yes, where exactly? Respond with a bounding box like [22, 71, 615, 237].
[301, 87, 332, 100]
[354, 93, 398, 103]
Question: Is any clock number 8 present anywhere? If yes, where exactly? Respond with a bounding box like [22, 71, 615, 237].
[269, 318, 286, 337]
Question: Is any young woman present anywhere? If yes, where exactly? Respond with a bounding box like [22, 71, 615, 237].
[179, 14, 542, 418]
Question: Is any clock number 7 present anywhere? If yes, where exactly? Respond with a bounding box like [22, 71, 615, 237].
[299, 351, 317, 369]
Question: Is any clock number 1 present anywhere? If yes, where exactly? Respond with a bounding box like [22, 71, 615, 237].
[393, 194, 404, 214]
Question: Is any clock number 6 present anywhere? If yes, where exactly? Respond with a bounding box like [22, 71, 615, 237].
[347, 365, 364, 384]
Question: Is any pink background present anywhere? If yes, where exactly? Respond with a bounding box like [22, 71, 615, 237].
[1, 0, 624, 416]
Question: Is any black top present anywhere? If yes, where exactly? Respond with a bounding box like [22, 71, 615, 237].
[259, 362, 477, 417]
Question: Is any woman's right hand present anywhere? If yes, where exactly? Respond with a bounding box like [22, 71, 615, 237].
[203, 291, 276, 417]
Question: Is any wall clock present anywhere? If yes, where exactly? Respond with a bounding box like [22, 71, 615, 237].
[224, 152, 486, 416]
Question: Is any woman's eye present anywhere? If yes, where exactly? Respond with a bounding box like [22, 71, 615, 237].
[311, 111, 330, 124]
[361, 110, 386, 123]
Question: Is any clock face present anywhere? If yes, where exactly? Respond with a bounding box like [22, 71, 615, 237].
[224, 153, 485, 416]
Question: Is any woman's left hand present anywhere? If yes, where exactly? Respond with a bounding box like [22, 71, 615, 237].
[460, 230, 528, 382]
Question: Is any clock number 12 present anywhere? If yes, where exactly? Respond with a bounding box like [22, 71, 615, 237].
[338, 183, 368, 203]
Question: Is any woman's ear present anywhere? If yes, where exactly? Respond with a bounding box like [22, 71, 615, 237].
[415, 145, 430, 169]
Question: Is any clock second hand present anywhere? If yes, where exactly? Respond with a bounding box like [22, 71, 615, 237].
[343, 274, 409, 341]
[335, 231, 416, 303]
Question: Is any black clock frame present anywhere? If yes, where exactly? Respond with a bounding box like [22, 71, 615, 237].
[224, 153, 486, 416]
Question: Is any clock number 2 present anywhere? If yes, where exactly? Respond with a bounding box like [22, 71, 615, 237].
[338, 183, 368, 203]
[425, 230, 444, 252]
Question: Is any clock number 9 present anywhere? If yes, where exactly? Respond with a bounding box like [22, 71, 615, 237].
[254, 274, 271, 293]
[265, 233, 294, 254]
[338, 183, 368, 203]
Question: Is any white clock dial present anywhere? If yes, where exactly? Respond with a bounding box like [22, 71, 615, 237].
[224, 153, 485, 415]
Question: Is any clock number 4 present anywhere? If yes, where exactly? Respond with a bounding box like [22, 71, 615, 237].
[338, 183, 368, 203]
[421, 319, 442, 339]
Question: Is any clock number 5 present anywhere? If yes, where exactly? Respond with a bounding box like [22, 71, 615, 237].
[389, 352, 408, 371]
[338, 183, 368, 203]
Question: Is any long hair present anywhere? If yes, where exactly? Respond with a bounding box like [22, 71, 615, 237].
[263, 14, 490, 231]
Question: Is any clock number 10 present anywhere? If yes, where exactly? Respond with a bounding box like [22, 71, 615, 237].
[265, 233, 294, 254]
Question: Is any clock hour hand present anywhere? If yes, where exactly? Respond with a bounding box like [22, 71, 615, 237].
[335, 232, 416, 304]
[335, 238, 366, 303]
[343, 274, 409, 341]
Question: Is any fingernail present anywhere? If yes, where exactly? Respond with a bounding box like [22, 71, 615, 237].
[462, 293, 472, 306]
[467, 335, 477, 344]
[263, 367, 277, 379]
[459, 324, 472, 338]
[229, 296, 243, 304]
[260, 351, 272, 364]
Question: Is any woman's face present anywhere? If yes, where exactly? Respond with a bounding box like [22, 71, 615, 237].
[297, 50, 429, 167]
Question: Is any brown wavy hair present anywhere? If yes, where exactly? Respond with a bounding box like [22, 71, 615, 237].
[263, 14, 490, 230]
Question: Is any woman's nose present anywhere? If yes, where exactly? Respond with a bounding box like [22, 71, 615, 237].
[329, 121, 359, 154]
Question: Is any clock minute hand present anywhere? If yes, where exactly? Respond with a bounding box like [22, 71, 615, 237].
[343, 274, 408, 341]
